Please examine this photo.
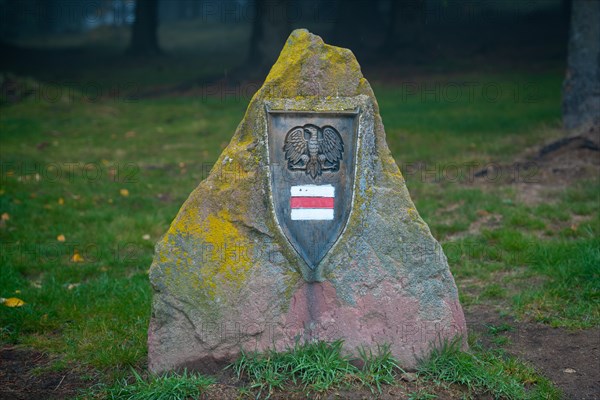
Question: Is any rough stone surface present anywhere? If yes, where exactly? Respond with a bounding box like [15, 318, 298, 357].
[148, 29, 467, 373]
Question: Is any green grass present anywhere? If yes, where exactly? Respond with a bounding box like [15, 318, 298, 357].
[228, 338, 559, 399]
[87, 369, 215, 400]
[229, 340, 403, 397]
[418, 339, 561, 399]
[229, 339, 362, 397]
[356, 343, 401, 393]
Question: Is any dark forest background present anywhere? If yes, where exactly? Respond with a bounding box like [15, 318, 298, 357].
[0, 0, 572, 86]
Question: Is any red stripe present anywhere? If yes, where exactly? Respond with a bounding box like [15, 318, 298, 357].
[290, 197, 334, 209]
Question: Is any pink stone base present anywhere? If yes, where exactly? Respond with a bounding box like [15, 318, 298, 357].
[277, 281, 467, 367]
[148, 280, 466, 373]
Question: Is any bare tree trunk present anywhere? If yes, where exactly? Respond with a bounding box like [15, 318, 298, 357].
[562, 0, 600, 130]
[129, 0, 161, 56]
[382, 0, 426, 51]
[246, 0, 290, 77]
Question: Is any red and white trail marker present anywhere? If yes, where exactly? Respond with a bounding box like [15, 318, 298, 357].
[290, 185, 335, 220]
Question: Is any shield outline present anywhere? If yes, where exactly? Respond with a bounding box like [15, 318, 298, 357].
[266, 106, 360, 271]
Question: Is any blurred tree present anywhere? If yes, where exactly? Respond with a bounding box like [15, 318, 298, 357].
[331, 0, 381, 54]
[246, 0, 290, 77]
[382, 0, 426, 51]
[129, 0, 160, 55]
[562, 0, 600, 130]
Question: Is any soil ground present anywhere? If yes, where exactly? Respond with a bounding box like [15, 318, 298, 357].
[466, 307, 600, 400]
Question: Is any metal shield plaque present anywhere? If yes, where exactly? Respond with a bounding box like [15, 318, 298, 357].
[268, 109, 359, 269]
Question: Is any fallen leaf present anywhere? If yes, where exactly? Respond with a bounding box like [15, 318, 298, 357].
[57, 234, 66, 242]
[563, 368, 576, 373]
[2, 297, 25, 307]
[65, 283, 80, 290]
[142, 234, 151, 240]
[71, 251, 84, 263]
[120, 189, 129, 197]
[58, 197, 64, 205]
[570, 223, 578, 231]
[15, 290, 21, 294]
[31, 281, 42, 289]
[476, 210, 490, 217]
[1, 213, 9, 221]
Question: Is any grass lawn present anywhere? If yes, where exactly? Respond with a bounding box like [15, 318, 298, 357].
[1, 23, 598, 400]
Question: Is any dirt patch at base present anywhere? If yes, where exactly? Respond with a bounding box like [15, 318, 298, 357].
[466, 306, 600, 400]
[0, 345, 467, 399]
[472, 124, 599, 204]
[0, 346, 91, 399]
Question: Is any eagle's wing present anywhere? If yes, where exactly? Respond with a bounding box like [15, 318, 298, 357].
[320, 126, 344, 163]
[283, 127, 307, 165]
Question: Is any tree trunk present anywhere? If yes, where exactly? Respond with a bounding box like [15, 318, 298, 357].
[129, 0, 160, 56]
[382, 0, 426, 52]
[332, 0, 381, 52]
[246, 0, 290, 77]
[562, 0, 600, 130]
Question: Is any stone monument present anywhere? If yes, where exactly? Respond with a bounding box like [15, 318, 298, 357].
[148, 29, 467, 373]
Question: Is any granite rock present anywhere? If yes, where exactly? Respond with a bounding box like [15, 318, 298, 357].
[148, 29, 467, 373]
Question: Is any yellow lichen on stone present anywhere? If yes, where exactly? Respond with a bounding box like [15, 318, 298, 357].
[383, 157, 405, 182]
[261, 29, 363, 99]
[407, 207, 419, 220]
[196, 210, 253, 298]
[264, 29, 313, 87]
[155, 204, 254, 302]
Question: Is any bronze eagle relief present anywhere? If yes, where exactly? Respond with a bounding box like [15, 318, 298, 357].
[283, 125, 344, 179]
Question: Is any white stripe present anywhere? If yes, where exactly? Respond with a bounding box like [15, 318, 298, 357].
[291, 208, 334, 220]
[290, 185, 335, 198]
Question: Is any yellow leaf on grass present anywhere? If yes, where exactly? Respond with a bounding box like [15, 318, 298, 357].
[57, 234, 66, 242]
[71, 251, 84, 263]
[58, 197, 64, 205]
[1, 213, 9, 221]
[120, 189, 129, 197]
[2, 297, 25, 307]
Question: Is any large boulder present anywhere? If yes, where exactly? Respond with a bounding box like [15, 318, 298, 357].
[148, 29, 466, 373]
